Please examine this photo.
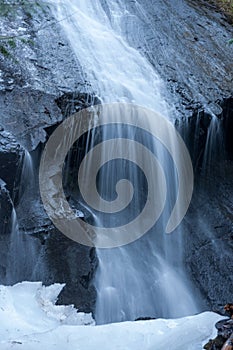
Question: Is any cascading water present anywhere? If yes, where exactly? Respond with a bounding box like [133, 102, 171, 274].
[6, 150, 38, 285]
[5, 208, 18, 284]
[202, 115, 224, 176]
[19, 150, 35, 196]
[49, 0, 200, 323]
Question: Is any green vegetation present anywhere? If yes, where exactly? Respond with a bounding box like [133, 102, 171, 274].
[0, 36, 35, 58]
[19, 37, 35, 46]
[0, 1, 48, 19]
[0, 45, 10, 57]
[8, 39, 16, 48]
[0, 3, 14, 17]
[20, 38, 28, 44]
[0, 1, 43, 51]
[26, 38, 35, 46]
[0, 38, 18, 58]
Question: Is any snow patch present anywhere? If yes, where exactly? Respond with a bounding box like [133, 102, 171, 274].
[0, 282, 223, 350]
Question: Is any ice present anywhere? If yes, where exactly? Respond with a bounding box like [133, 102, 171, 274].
[0, 282, 223, 350]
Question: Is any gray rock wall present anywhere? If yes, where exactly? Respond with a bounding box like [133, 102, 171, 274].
[179, 96, 233, 312]
[0, 2, 98, 313]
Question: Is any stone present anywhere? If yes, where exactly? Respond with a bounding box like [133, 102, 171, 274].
[0, 179, 13, 282]
[0, 129, 24, 196]
[0, 88, 63, 151]
[182, 96, 233, 313]
[26, 226, 98, 314]
[204, 316, 233, 350]
[55, 92, 101, 118]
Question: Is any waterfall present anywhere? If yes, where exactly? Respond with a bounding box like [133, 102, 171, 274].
[19, 149, 36, 200]
[5, 208, 18, 284]
[6, 150, 38, 285]
[49, 0, 200, 323]
[6, 208, 23, 284]
[49, 0, 168, 112]
[202, 115, 224, 177]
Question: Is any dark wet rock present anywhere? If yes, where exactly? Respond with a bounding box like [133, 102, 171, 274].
[204, 315, 233, 350]
[204, 335, 226, 350]
[0, 180, 13, 236]
[25, 226, 97, 314]
[178, 108, 213, 169]
[0, 129, 24, 196]
[178, 95, 233, 169]
[216, 319, 233, 339]
[181, 96, 233, 313]
[135, 317, 156, 321]
[49, 236, 97, 314]
[55, 92, 101, 118]
[9, 192, 98, 313]
[183, 160, 233, 312]
[12, 138, 98, 315]
[222, 97, 233, 159]
[0, 180, 13, 281]
[8, 88, 101, 314]
[6, 88, 100, 314]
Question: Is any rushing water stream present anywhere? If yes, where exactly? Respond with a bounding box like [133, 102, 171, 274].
[49, 0, 201, 324]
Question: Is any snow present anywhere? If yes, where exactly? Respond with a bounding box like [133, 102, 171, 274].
[0, 282, 223, 350]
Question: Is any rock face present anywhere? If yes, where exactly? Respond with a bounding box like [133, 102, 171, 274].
[0, 88, 62, 151]
[181, 96, 233, 312]
[0, 129, 24, 282]
[0, 2, 98, 314]
[39, 233, 97, 313]
[10, 90, 100, 314]
[0, 180, 13, 281]
[121, 0, 233, 115]
[0, 1, 94, 152]
[55, 92, 101, 117]
[0, 129, 24, 196]
[0, 180, 13, 236]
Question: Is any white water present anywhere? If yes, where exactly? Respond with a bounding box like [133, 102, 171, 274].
[19, 150, 36, 199]
[202, 115, 224, 176]
[6, 208, 18, 283]
[6, 151, 38, 285]
[50, 0, 199, 323]
[5, 208, 29, 284]
[50, 0, 168, 112]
